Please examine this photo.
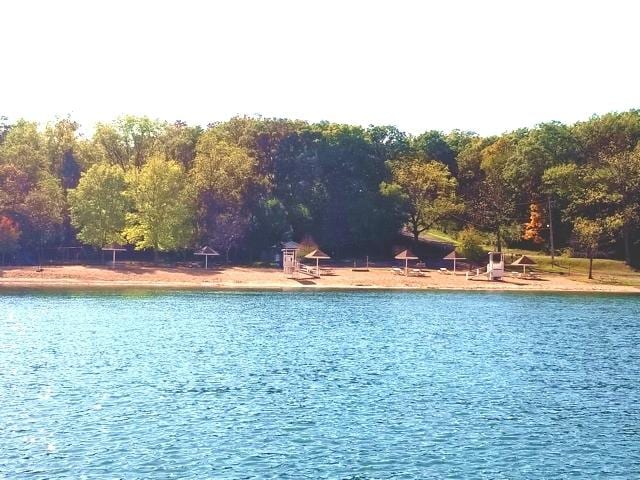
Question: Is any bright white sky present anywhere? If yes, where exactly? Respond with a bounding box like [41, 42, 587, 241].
[2, 0, 639, 136]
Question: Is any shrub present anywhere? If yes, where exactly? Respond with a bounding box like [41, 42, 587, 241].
[458, 227, 486, 262]
[297, 235, 318, 258]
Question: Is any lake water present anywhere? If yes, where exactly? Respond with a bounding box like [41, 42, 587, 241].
[1, 289, 639, 479]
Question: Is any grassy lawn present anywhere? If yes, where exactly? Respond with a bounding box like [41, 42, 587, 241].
[421, 229, 458, 244]
[503, 250, 640, 287]
[419, 231, 639, 288]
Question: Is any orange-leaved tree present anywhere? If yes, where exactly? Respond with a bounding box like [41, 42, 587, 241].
[522, 203, 544, 244]
[0, 215, 21, 264]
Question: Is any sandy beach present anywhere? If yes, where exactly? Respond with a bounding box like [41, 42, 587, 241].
[0, 264, 638, 293]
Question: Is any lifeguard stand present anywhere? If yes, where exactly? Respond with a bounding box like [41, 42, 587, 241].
[281, 241, 300, 276]
[487, 252, 505, 280]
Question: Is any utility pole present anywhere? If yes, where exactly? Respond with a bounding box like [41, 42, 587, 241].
[548, 195, 555, 268]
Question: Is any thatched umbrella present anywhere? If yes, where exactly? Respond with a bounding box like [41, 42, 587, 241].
[194, 246, 220, 269]
[395, 249, 419, 276]
[304, 248, 331, 276]
[101, 243, 126, 266]
[511, 255, 537, 275]
[443, 250, 467, 274]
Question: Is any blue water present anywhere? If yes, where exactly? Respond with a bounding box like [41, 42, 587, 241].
[1, 290, 639, 479]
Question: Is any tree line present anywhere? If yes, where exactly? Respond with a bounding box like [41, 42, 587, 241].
[1, 111, 639, 267]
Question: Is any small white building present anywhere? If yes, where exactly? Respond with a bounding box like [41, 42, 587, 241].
[487, 252, 505, 280]
[281, 241, 300, 275]
[466, 251, 506, 281]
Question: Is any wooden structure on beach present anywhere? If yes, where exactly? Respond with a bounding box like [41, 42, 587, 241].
[304, 249, 331, 277]
[443, 250, 466, 274]
[282, 242, 331, 278]
[511, 255, 537, 276]
[466, 251, 505, 281]
[281, 242, 300, 276]
[395, 249, 419, 276]
[102, 244, 126, 266]
[194, 246, 220, 269]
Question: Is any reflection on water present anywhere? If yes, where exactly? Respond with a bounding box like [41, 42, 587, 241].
[1, 290, 640, 478]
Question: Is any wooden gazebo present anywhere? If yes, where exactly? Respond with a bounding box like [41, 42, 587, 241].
[304, 249, 331, 277]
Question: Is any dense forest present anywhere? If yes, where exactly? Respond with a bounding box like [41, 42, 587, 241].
[1, 111, 639, 267]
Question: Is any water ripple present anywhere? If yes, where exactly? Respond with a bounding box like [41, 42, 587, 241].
[1, 290, 639, 478]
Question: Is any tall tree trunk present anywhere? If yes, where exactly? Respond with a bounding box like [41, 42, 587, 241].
[623, 224, 631, 265]
[153, 249, 159, 263]
[548, 195, 555, 267]
[588, 249, 594, 280]
[411, 219, 420, 243]
[496, 227, 502, 252]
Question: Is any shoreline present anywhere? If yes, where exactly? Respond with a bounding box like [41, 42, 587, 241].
[0, 282, 639, 297]
[0, 265, 638, 294]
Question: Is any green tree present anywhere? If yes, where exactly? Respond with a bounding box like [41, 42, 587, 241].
[272, 127, 324, 238]
[192, 135, 257, 206]
[572, 110, 640, 164]
[0, 120, 47, 181]
[23, 175, 66, 260]
[124, 155, 194, 260]
[94, 116, 166, 170]
[250, 198, 292, 250]
[0, 158, 65, 259]
[542, 163, 581, 199]
[412, 130, 457, 174]
[0, 164, 32, 215]
[596, 149, 640, 264]
[505, 122, 578, 203]
[366, 125, 411, 161]
[44, 118, 83, 187]
[311, 123, 400, 254]
[544, 158, 638, 266]
[208, 116, 307, 179]
[455, 136, 495, 200]
[68, 163, 129, 248]
[159, 120, 203, 169]
[382, 159, 461, 243]
[444, 130, 479, 157]
[466, 136, 519, 252]
[457, 226, 486, 262]
[573, 216, 623, 279]
[192, 134, 257, 256]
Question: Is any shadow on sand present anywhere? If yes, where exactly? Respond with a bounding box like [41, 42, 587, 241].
[13, 263, 230, 277]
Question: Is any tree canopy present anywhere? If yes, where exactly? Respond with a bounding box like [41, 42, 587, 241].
[1, 111, 640, 266]
[124, 155, 194, 258]
[68, 163, 129, 248]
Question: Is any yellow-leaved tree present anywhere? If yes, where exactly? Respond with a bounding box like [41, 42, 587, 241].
[124, 155, 195, 261]
[68, 163, 129, 248]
